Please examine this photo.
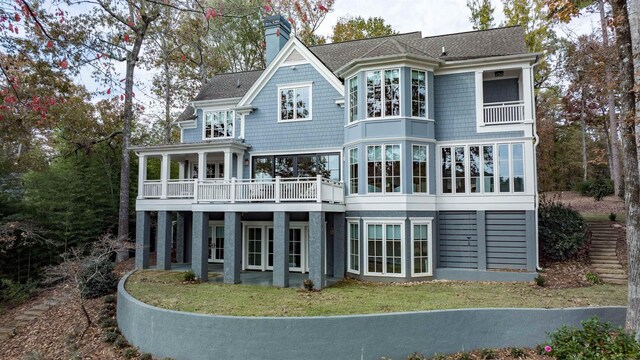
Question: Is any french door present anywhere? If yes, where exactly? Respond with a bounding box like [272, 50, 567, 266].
[243, 223, 309, 272]
[208, 224, 225, 263]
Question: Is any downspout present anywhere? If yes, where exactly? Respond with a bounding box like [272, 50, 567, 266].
[530, 61, 542, 272]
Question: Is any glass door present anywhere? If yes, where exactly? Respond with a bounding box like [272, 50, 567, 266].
[210, 225, 224, 263]
[246, 227, 263, 270]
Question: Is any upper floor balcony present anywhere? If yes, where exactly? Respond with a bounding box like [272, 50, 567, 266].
[479, 68, 533, 127]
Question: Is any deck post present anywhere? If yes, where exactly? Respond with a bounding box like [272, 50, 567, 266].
[161, 153, 170, 199]
[137, 155, 146, 199]
[191, 211, 210, 281]
[157, 211, 172, 270]
[309, 211, 326, 289]
[135, 211, 151, 269]
[316, 175, 322, 203]
[273, 212, 290, 287]
[224, 212, 242, 284]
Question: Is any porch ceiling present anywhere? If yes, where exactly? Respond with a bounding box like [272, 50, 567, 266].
[131, 140, 250, 156]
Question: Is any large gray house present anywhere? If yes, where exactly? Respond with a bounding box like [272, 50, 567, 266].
[133, 16, 540, 288]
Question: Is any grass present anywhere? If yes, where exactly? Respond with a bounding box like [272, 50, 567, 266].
[580, 212, 626, 222]
[125, 270, 627, 317]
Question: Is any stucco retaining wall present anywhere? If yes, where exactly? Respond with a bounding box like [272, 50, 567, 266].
[117, 272, 626, 360]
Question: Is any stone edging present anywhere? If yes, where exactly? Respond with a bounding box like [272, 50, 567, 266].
[117, 271, 626, 360]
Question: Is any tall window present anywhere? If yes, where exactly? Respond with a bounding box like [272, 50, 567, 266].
[412, 145, 428, 193]
[512, 143, 524, 192]
[204, 110, 234, 139]
[454, 146, 466, 193]
[348, 222, 360, 273]
[442, 146, 466, 194]
[366, 222, 403, 276]
[498, 144, 510, 192]
[470, 146, 481, 193]
[442, 148, 452, 193]
[483, 145, 495, 192]
[411, 70, 426, 117]
[252, 153, 340, 181]
[412, 221, 432, 276]
[366, 69, 400, 118]
[349, 148, 358, 194]
[367, 145, 401, 193]
[279, 85, 311, 121]
[348, 77, 358, 123]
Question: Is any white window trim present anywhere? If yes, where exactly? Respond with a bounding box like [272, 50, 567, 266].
[348, 147, 358, 195]
[411, 144, 429, 194]
[437, 142, 527, 196]
[241, 221, 310, 273]
[202, 110, 235, 140]
[410, 217, 434, 277]
[347, 76, 358, 123]
[410, 69, 427, 119]
[277, 82, 313, 122]
[347, 220, 360, 274]
[208, 221, 224, 263]
[366, 143, 402, 194]
[365, 68, 402, 120]
[363, 219, 405, 277]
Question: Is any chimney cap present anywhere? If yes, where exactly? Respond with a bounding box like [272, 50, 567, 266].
[263, 15, 291, 32]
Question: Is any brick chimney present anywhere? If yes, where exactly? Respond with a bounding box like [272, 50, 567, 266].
[263, 15, 291, 66]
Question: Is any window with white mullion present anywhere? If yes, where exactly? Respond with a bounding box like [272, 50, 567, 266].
[349, 148, 358, 194]
[411, 70, 426, 118]
[279, 85, 311, 121]
[204, 110, 234, 139]
[348, 77, 358, 123]
[512, 143, 525, 192]
[347, 221, 360, 274]
[498, 143, 511, 192]
[483, 145, 495, 193]
[367, 145, 383, 193]
[367, 144, 401, 194]
[385, 144, 401, 193]
[412, 145, 428, 193]
[365, 222, 404, 276]
[411, 220, 432, 276]
[366, 69, 400, 118]
[469, 146, 481, 193]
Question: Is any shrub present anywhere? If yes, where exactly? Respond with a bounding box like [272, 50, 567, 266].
[407, 352, 427, 360]
[78, 257, 118, 299]
[99, 316, 118, 329]
[509, 347, 524, 358]
[609, 212, 617, 222]
[139, 353, 152, 360]
[534, 275, 546, 287]
[479, 348, 496, 359]
[574, 179, 593, 196]
[458, 352, 471, 360]
[0, 278, 37, 306]
[546, 316, 640, 359]
[104, 294, 117, 304]
[114, 335, 129, 348]
[182, 270, 196, 282]
[103, 331, 118, 343]
[430, 353, 446, 360]
[122, 348, 137, 359]
[590, 174, 614, 201]
[303, 279, 314, 291]
[538, 196, 586, 261]
[586, 271, 602, 285]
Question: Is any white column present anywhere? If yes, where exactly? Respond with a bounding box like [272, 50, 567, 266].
[224, 150, 232, 181]
[236, 152, 244, 179]
[178, 161, 185, 180]
[475, 71, 484, 127]
[137, 154, 147, 199]
[161, 153, 170, 199]
[522, 66, 533, 122]
[198, 152, 206, 180]
[239, 113, 246, 140]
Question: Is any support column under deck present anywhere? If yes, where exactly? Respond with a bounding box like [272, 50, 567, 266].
[309, 211, 326, 290]
[157, 211, 172, 270]
[273, 212, 290, 287]
[176, 212, 186, 263]
[135, 211, 151, 270]
[224, 212, 242, 284]
[192, 212, 210, 281]
[332, 213, 346, 279]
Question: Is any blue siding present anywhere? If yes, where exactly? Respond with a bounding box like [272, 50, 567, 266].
[438, 211, 478, 269]
[433, 73, 523, 141]
[182, 109, 204, 143]
[244, 64, 344, 152]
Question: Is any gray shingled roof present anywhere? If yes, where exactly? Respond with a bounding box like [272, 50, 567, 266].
[176, 26, 528, 118]
[193, 70, 263, 102]
[176, 105, 196, 122]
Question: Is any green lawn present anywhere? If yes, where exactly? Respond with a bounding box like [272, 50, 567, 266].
[580, 212, 626, 222]
[125, 271, 627, 317]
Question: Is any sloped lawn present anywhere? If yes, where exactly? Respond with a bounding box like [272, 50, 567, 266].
[125, 270, 626, 317]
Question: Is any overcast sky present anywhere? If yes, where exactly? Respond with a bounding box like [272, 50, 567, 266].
[79, 0, 601, 121]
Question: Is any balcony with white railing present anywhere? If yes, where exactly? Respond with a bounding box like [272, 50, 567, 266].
[482, 100, 526, 125]
[140, 176, 344, 204]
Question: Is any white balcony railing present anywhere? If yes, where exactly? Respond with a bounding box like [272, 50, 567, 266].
[140, 176, 344, 204]
[483, 100, 525, 125]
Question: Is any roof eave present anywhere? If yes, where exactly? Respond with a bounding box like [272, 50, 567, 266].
[191, 97, 243, 108]
[441, 52, 541, 68]
[335, 54, 443, 78]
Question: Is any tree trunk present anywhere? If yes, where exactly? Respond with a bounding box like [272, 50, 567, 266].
[627, 0, 640, 174]
[600, 0, 623, 195]
[611, 0, 640, 340]
[162, 36, 172, 145]
[580, 86, 588, 181]
[117, 32, 147, 262]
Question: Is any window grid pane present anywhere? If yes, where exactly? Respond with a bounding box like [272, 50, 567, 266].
[413, 224, 429, 274]
[412, 145, 427, 193]
[349, 77, 358, 122]
[349, 148, 358, 194]
[498, 144, 510, 192]
[442, 148, 452, 193]
[367, 224, 383, 273]
[483, 145, 495, 193]
[455, 146, 466, 193]
[411, 70, 426, 117]
[385, 145, 401, 193]
[366, 71, 381, 118]
[470, 146, 481, 193]
[367, 146, 383, 193]
[384, 69, 400, 117]
[349, 223, 359, 272]
[512, 143, 524, 192]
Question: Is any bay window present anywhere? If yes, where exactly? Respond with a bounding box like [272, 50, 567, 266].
[204, 110, 234, 139]
[366, 69, 400, 118]
[279, 85, 311, 121]
[367, 144, 401, 193]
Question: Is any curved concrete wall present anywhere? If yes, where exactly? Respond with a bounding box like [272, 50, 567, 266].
[117, 272, 626, 360]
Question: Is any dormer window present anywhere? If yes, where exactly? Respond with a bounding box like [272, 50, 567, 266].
[366, 69, 400, 118]
[204, 110, 234, 139]
[279, 84, 312, 122]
